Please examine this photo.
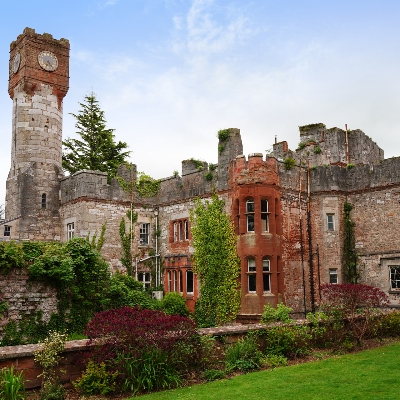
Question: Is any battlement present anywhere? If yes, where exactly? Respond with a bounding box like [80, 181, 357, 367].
[10, 27, 70, 51]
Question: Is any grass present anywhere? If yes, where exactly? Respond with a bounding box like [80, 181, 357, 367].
[132, 342, 400, 400]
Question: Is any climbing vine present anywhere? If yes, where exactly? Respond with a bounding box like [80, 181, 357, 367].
[344, 202, 359, 283]
[190, 194, 241, 327]
[119, 206, 138, 276]
[217, 128, 230, 154]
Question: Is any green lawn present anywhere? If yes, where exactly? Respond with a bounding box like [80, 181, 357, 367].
[133, 342, 400, 400]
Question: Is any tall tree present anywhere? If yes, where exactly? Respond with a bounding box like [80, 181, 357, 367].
[62, 93, 130, 181]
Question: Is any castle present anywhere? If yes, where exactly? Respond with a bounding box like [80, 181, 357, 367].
[2, 28, 400, 317]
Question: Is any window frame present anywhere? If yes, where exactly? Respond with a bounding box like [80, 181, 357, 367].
[41, 193, 47, 209]
[245, 199, 255, 232]
[247, 257, 257, 293]
[327, 214, 335, 231]
[139, 223, 150, 245]
[390, 266, 400, 290]
[4, 225, 11, 237]
[67, 222, 74, 240]
[138, 272, 151, 289]
[261, 199, 270, 233]
[329, 268, 338, 284]
[171, 218, 189, 242]
[186, 270, 194, 294]
[262, 257, 271, 292]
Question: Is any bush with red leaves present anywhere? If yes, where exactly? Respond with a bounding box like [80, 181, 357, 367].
[319, 283, 389, 344]
[84, 306, 201, 390]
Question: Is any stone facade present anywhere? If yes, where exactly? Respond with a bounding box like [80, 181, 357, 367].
[3, 29, 400, 320]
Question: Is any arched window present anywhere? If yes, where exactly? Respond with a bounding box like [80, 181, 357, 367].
[41, 193, 46, 209]
[262, 257, 271, 292]
[248, 258, 256, 293]
[261, 199, 269, 232]
[246, 199, 255, 232]
[168, 271, 172, 292]
[186, 270, 194, 294]
[179, 270, 183, 292]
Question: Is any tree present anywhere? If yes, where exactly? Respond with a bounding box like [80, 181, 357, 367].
[190, 194, 241, 327]
[62, 93, 130, 181]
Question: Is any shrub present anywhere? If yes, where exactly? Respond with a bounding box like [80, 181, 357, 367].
[217, 129, 230, 142]
[34, 331, 67, 400]
[0, 241, 25, 274]
[84, 307, 201, 394]
[204, 171, 213, 181]
[261, 303, 293, 324]
[314, 146, 322, 154]
[225, 334, 263, 373]
[263, 325, 310, 357]
[319, 284, 389, 344]
[378, 311, 400, 338]
[0, 366, 25, 400]
[297, 142, 306, 149]
[73, 361, 118, 395]
[162, 292, 189, 316]
[203, 369, 226, 381]
[263, 354, 288, 369]
[199, 335, 225, 372]
[284, 157, 296, 170]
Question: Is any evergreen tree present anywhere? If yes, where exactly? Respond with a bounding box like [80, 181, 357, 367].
[62, 93, 130, 181]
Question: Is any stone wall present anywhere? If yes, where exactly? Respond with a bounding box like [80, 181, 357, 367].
[0, 269, 58, 335]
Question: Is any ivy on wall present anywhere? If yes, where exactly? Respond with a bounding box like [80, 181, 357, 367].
[344, 202, 359, 284]
[190, 194, 241, 327]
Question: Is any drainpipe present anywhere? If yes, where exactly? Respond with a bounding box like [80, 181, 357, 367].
[307, 161, 316, 312]
[299, 160, 307, 317]
[154, 208, 159, 287]
[316, 244, 321, 300]
[345, 124, 350, 165]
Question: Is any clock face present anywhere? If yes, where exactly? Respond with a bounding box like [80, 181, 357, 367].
[12, 52, 21, 74]
[38, 51, 58, 72]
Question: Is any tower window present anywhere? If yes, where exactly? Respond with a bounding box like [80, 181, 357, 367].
[261, 199, 269, 232]
[248, 258, 256, 293]
[246, 199, 255, 232]
[263, 258, 271, 292]
[4, 226, 11, 237]
[42, 193, 46, 209]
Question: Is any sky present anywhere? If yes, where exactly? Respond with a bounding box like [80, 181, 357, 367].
[1, 0, 400, 205]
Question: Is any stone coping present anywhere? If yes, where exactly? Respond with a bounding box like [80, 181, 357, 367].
[0, 339, 90, 360]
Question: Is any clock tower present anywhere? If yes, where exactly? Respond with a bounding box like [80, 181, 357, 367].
[5, 27, 69, 240]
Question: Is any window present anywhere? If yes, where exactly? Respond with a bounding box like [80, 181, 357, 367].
[173, 270, 178, 292]
[246, 199, 255, 232]
[67, 223, 74, 240]
[261, 199, 269, 232]
[4, 226, 10, 237]
[179, 270, 183, 292]
[138, 272, 151, 289]
[41, 193, 46, 209]
[186, 270, 194, 294]
[172, 219, 189, 242]
[327, 214, 335, 231]
[140, 223, 150, 245]
[184, 220, 189, 240]
[168, 271, 172, 292]
[248, 258, 256, 293]
[262, 258, 271, 292]
[390, 266, 400, 290]
[329, 269, 338, 284]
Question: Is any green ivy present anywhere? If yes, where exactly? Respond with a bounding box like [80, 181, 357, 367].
[344, 202, 359, 283]
[190, 158, 205, 171]
[0, 241, 24, 274]
[190, 194, 241, 327]
[218, 129, 230, 154]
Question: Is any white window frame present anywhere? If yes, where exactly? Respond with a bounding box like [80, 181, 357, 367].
[140, 223, 150, 245]
[329, 268, 338, 284]
[390, 266, 400, 290]
[246, 199, 255, 232]
[138, 272, 151, 289]
[186, 270, 194, 294]
[262, 258, 271, 292]
[261, 199, 269, 232]
[248, 258, 256, 293]
[327, 214, 335, 231]
[67, 222, 74, 240]
[184, 220, 189, 240]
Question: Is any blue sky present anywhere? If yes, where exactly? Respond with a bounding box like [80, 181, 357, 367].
[1, 0, 400, 204]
